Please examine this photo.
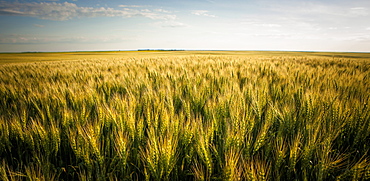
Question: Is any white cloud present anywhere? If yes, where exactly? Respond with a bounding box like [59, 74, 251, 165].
[251, 33, 293, 39]
[0, 34, 54, 44]
[140, 9, 151, 13]
[156, 21, 187, 28]
[118, 5, 145, 8]
[332, 34, 370, 42]
[154, 9, 171, 13]
[258, 24, 281, 27]
[349, 7, 368, 17]
[240, 19, 284, 30]
[33, 24, 44, 28]
[267, 2, 369, 18]
[242, 21, 281, 28]
[0, 2, 176, 21]
[0, 34, 132, 44]
[351, 7, 365, 10]
[191, 10, 216, 18]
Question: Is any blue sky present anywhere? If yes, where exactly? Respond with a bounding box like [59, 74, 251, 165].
[0, 0, 370, 52]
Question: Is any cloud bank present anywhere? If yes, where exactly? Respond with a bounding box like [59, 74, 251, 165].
[191, 10, 216, 18]
[0, 2, 176, 21]
[0, 33, 132, 44]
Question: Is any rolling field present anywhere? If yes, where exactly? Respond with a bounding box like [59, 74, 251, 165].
[0, 51, 370, 180]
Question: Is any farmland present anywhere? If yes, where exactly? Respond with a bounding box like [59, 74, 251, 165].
[0, 51, 369, 180]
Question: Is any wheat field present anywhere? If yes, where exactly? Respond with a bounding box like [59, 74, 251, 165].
[0, 51, 369, 180]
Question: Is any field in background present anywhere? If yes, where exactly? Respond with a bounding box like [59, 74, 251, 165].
[1, 50, 370, 64]
[0, 51, 369, 180]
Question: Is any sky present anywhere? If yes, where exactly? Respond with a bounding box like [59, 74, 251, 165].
[0, 0, 370, 52]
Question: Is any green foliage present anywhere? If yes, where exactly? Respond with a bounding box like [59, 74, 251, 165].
[0, 52, 369, 180]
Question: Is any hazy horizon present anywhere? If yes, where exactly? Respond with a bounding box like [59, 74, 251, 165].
[3, 49, 370, 54]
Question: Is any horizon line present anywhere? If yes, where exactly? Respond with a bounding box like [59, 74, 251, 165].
[1, 49, 370, 54]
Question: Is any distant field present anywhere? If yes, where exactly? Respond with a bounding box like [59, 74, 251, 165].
[1, 50, 370, 64]
[0, 51, 369, 180]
